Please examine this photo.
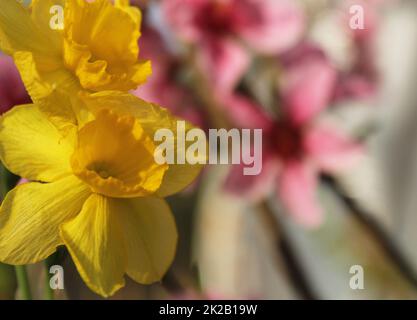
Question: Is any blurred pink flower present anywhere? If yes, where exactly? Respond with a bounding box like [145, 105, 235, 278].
[0, 54, 30, 114]
[162, 0, 304, 93]
[133, 27, 206, 128]
[334, 74, 377, 101]
[224, 50, 363, 228]
[280, 43, 337, 126]
[334, 0, 387, 102]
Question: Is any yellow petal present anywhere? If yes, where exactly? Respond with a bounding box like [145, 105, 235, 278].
[115, 197, 177, 284]
[126, 59, 152, 89]
[15, 51, 85, 132]
[0, 104, 76, 182]
[60, 194, 127, 297]
[36, 89, 80, 134]
[31, 0, 65, 27]
[115, 0, 132, 7]
[13, 51, 79, 104]
[66, 0, 139, 66]
[1, 1, 80, 120]
[0, 1, 79, 121]
[0, 176, 90, 265]
[12, 49, 81, 135]
[79, 92, 205, 196]
[0, 0, 50, 55]
[30, 0, 65, 51]
[115, 0, 142, 26]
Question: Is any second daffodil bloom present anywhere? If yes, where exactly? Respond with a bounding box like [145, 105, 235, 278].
[0, 0, 151, 103]
[0, 93, 202, 297]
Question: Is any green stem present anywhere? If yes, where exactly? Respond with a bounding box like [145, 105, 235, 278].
[44, 261, 54, 300]
[15, 266, 32, 300]
[0, 164, 9, 199]
[0, 263, 17, 299]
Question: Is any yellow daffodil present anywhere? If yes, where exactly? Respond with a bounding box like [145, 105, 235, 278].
[0, 93, 203, 297]
[0, 0, 151, 104]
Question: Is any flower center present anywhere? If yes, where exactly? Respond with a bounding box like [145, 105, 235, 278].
[71, 109, 168, 198]
[196, 1, 235, 35]
[98, 170, 110, 179]
[85, 162, 112, 179]
[270, 121, 304, 161]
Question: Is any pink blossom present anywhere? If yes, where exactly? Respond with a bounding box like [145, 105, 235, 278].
[334, 74, 377, 101]
[223, 50, 363, 228]
[0, 54, 30, 114]
[333, 0, 390, 102]
[279, 43, 338, 126]
[162, 0, 304, 94]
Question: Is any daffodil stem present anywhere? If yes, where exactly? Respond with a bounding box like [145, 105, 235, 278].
[0, 164, 9, 199]
[15, 266, 32, 300]
[44, 261, 54, 300]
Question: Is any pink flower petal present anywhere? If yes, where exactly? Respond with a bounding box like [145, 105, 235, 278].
[304, 124, 364, 173]
[197, 38, 250, 94]
[342, 0, 380, 41]
[282, 53, 337, 126]
[235, 0, 305, 54]
[278, 161, 323, 228]
[138, 27, 172, 76]
[219, 94, 273, 129]
[224, 154, 280, 202]
[162, 0, 208, 42]
[134, 28, 170, 103]
[334, 74, 376, 101]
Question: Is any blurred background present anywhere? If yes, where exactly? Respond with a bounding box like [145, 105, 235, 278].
[2, 0, 417, 299]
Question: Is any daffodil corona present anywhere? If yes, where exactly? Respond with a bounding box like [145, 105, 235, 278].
[0, 94, 203, 297]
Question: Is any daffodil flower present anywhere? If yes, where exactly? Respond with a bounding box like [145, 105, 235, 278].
[0, 93, 203, 297]
[0, 0, 151, 104]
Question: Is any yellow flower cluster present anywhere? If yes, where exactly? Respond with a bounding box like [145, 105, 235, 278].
[0, 0, 203, 297]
